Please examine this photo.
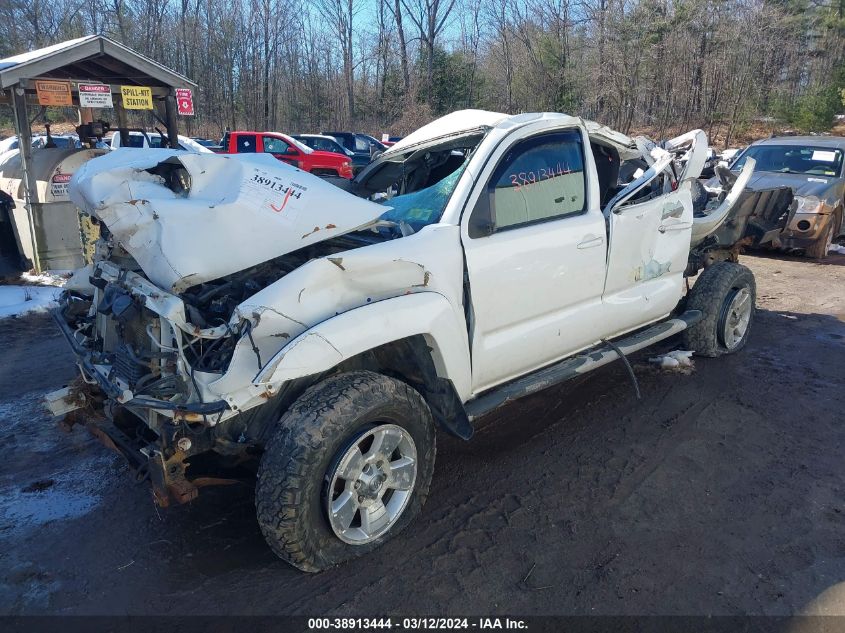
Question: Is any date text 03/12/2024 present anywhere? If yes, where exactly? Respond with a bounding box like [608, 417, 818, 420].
[307, 618, 528, 630]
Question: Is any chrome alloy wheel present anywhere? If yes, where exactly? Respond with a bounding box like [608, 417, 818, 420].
[718, 286, 752, 350]
[326, 424, 418, 545]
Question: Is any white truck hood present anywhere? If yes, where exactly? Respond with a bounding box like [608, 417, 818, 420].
[70, 149, 386, 292]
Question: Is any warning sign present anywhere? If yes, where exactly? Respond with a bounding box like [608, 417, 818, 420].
[121, 85, 153, 110]
[176, 88, 194, 116]
[78, 83, 114, 108]
[35, 80, 72, 106]
[49, 171, 73, 199]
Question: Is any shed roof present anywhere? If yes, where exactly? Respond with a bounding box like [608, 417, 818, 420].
[0, 35, 196, 90]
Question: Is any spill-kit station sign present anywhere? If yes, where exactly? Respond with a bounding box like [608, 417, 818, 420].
[121, 85, 153, 109]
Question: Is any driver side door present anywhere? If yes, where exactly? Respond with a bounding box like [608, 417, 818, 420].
[461, 128, 609, 393]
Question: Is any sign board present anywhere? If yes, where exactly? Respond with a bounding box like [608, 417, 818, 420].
[78, 83, 114, 108]
[50, 171, 73, 199]
[35, 80, 72, 106]
[176, 88, 194, 116]
[120, 85, 153, 110]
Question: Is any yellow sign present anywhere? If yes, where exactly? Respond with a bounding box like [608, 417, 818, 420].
[35, 80, 72, 106]
[120, 85, 153, 110]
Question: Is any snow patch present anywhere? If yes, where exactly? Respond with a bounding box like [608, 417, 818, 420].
[828, 243, 845, 255]
[0, 286, 63, 319]
[648, 350, 695, 372]
[19, 270, 71, 287]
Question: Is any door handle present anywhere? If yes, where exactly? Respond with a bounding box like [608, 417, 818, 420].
[661, 201, 685, 220]
[658, 222, 692, 233]
[577, 235, 604, 249]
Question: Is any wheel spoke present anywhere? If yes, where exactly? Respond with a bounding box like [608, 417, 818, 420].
[360, 500, 390, 537]
[387, 456, 416, 490]
[367, 427, 403, 460]
[331, 490, 358, 530]
[336, 445, 366, 480]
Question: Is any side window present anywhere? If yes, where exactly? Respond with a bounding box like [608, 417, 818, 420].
[263, 136, 290, 154]
[314, 139, 331, 152]
[470, 130, 586, 237]
[236, 134, 257, 153]
[354, 135, 371, 152]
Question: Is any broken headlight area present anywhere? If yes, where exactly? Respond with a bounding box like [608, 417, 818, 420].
[57, 285, 189, 402]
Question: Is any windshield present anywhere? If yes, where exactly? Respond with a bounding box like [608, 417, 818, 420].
[378, 161, 466, 231]
[732, 144, 843, 177]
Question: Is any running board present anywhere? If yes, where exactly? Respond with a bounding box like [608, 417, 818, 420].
[464, 310, 703, 421]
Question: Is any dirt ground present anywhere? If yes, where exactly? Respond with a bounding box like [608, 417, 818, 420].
[1, 252, 844, 617]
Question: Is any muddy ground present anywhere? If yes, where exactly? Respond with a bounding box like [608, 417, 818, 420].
[1, 252, 844, 617]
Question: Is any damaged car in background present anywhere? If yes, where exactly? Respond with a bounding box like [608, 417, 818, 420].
[46, 110, 793, 572]
[705, 135, 844, 259]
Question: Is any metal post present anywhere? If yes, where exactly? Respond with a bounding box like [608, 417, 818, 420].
[115, 99, 130, 146]
[11, 84, 41, 272]
[164, 91, 179, 149]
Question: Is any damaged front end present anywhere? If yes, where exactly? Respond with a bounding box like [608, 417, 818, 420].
[49, 259, 258, 505]
[46, 143, 468, 506]
[45, 149, 393, 506]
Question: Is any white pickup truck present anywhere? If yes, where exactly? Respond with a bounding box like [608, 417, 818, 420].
[49, 110, 761, 572]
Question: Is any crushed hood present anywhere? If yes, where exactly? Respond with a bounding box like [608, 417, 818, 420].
[70, 149, 386, 292]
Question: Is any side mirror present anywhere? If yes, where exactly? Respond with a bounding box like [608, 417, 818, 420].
[285, 147, 299, 156]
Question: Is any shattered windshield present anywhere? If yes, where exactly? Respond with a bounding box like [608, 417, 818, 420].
[378, 161, 466, 230]
[732, 145, 843, 177]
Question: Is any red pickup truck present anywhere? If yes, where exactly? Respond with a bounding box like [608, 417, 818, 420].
[219, 131, 353, 179]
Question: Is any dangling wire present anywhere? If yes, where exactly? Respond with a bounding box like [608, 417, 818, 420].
[602, 338, 641, 400]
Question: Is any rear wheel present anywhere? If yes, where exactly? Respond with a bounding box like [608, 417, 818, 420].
[255, 370, 436, 572]
[682, 262, 756, 357]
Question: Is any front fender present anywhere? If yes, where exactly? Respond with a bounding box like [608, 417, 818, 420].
[253, 292, 472, 400]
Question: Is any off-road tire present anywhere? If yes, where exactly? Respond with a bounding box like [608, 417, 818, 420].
[805, 215, 837, 260]
[682, 261, 756, 357]
[255, 370, 436, 572]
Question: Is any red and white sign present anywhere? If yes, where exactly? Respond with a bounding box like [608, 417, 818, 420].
[176, 88, 194, 116]
[78, 83, 114, 108]
[50, 170, 74, 199]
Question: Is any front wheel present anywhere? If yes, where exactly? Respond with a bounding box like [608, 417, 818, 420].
[805, 219, 834, 260]
[256, 371, 436, 572]
[682, 262, 756, 357]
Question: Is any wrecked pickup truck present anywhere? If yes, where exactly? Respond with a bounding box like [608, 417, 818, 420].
[48, 111, 773, 572]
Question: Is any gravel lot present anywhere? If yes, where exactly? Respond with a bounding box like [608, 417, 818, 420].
[1, 252, 844, 616]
